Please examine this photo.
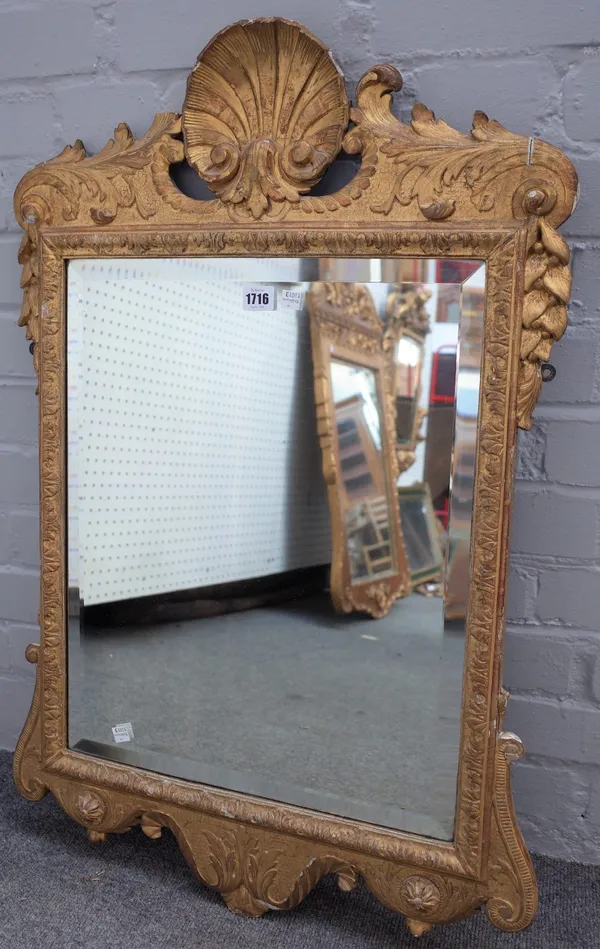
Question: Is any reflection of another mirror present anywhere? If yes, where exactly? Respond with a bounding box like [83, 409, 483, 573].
[330, 360, 394, 584]
[398, 484, 443, 587]
[394, 262, 484, 624]
[395, 335, 423, 443]
[66, 256, 484, 847]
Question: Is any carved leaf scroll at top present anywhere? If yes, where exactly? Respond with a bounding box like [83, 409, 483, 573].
[348, 64, 576, 227]
[183, 18, 349, 220]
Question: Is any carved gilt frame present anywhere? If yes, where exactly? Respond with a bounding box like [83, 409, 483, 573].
[308, 281, 412, 617]
[13, 16, 577, 939]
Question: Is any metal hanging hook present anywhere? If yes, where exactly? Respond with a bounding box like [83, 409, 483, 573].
[541, 363, 556, 382]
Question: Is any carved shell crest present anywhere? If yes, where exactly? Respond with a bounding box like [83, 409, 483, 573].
[182, 18, 349, 219]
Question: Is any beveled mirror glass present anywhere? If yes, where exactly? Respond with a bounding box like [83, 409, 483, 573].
[67, 256, 482, 842]
[13, 14, 577, 941]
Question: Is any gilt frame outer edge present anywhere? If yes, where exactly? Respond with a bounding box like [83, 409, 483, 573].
[12, 15, 577, 936]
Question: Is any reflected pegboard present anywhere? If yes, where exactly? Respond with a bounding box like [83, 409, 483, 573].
[68, 258, 331, 606]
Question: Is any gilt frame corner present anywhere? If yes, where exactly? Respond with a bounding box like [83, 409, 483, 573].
[13, 14, 576, 938]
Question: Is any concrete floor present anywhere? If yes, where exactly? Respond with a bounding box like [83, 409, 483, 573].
[69, 592, 466, 841]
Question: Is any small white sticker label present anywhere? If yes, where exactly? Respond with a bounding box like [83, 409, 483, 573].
[242, 285, 275, 310]
[112, 722, 134, 743]
[279, 288, 305, 311]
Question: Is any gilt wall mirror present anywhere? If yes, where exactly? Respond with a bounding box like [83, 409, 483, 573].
[14, 16, 577, 940]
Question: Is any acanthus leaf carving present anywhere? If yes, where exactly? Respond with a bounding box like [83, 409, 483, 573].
[347, 63, 576, 230]
[17, 227, 40, 379]
[15, 113, 183, 232]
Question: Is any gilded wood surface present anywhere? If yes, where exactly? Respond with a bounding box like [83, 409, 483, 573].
[13, 15, 576, 937]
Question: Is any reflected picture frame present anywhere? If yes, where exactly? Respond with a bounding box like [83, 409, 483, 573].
[307, 281, 412, 617]
[398, 482, 444, 587]
[12, 15, 577, 940]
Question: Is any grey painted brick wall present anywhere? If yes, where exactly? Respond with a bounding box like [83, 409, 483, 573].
[0, 0, 599, 863]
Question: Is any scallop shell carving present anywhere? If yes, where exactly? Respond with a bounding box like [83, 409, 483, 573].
[182, 18, 349, 220]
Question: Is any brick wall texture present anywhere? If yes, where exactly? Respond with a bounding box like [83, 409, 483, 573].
[0, 0, 599, 863]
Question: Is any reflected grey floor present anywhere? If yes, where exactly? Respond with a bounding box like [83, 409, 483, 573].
[70, 593, 465, 840]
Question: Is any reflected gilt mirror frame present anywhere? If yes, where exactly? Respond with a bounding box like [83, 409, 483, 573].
[308, 281, 412, 617]
[383, 286, 432, 473]
[13, 16, 577, 939]
[398, 482, 444, 590]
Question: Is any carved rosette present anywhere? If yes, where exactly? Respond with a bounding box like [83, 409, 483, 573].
[401, 875, 441, 913]
[183, 18, 349, 220]
[74, 790, 106, 825]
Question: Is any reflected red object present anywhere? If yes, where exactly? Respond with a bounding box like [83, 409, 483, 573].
[436, 494, 450, 530]
[435, 260, 482, 283]
[430, 345, 457, 405]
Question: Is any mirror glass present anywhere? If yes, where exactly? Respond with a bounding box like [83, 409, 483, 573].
[67, 256, 484, 841]
[330, 360, 394, 584]
[398, 487, 441, 582]
[395, 336, 423, 443]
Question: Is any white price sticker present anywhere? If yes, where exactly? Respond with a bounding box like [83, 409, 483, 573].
[112, 722, 135, 743]
[242, 285, 275, 310]
[279, 288, 305, 311]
